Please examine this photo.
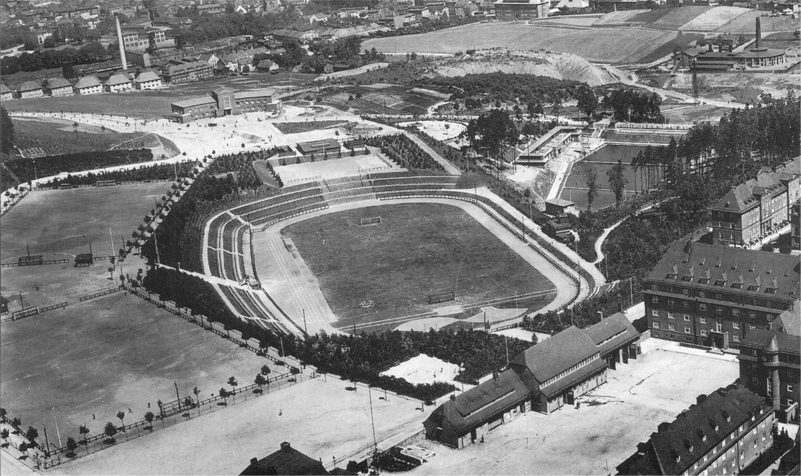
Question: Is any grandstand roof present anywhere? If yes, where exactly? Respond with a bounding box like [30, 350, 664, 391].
[74, 75, 101, 89]
[18, 80, 42, 92]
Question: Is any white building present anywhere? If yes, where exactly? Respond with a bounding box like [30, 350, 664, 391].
[135, 71, 162, 90]
[105, 72, 132, 92]
[74, 75, 102, 95]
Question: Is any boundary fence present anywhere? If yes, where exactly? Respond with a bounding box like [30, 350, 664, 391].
[1, 258, 70, 268]
[79, 286, 125, 302]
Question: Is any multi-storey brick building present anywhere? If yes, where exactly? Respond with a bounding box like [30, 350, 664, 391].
[738, 303, 799, 423]
[710, 159, 800, 247]
[617, 384, 775, 475]
[162, 60, 214, 85]
[171, 88, 281, 123]
[791, 201, 800, 250]
[645, 242, 799, 349]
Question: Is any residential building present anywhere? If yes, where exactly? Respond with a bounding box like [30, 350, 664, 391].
[241, 442, 328, 475]
[162, 60, 214, 84]
[44, 77, 73, 96]
[738, 302, 800, 422]
[425, 316, 639, 448]
[645, 242, 800, 349]
[0, 83, 13, 101]
[494, 0, 550, 20]
[791, 201, 800, 250]
[18, 80, 43, 98]
[134, 71, 162, 90]
[170, 87, 281, 123]
[73, 75, 102, 95]
[196, 3, 227, 15]
[710, 159, 800, 247]
[617, 384, 776, 475]
[105, 72, 132, 93]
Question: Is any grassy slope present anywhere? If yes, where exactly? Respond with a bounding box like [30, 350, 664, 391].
[283, 203, 555, 329]
[11, 118, 146, 155]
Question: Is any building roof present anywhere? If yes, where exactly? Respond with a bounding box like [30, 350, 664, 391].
[18, 80, 41, 92]
[0, 83, 10, 94]
[135, 71, 161, 82]
[46, 77, 71, 89]
[510, 326, 599, 384]
[234, 89, 274, 100]
[584, 313, 640, 358]
[105, 72, 130, 86]
[647, 242, 800, 302]
[741, 327, 800, 355]
[240, 442, 327, 475]
[172, 95, 216, 109]
[617, 384, 771, 475]
[712, 158, 800, 213]
[775, 301, 800, 336]
[545, 198, 574, 208]
[425, 368, 529, 438]
[74, 75, 101, 89]
[165, 60, 211, 75]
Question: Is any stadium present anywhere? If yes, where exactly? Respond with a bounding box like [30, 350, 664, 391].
[203, 171, 595, 337]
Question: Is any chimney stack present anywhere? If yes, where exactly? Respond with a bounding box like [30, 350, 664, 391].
[280, 442, 292, 452]
[115, 14, 128, 71]
[755, 17, 761, 49]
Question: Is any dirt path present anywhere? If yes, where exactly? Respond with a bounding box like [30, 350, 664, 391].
[402, 131, 462, 176]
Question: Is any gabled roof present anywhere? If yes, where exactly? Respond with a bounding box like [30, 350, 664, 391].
[711, 158, 800, 212]
[135, 71, 161, 82]
[425, 368, 529, 438]
[647, 242, 800, 301]
[775, 301, 800, 336]
[584, 313, 640, 357]
[618, 385, 770, 475]
[105, 72, 130, 86]
[510, 326, 599, 384]
[1, 83, 12, 94]
[18, 80, 41, 92]
[74, 75, 101, 89]
[741, 327, 800, 355]
[241, 442, 327, 475]
[46, 77, 71, 89]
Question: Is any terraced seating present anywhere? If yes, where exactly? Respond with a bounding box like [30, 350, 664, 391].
[222, 251, 239, 281]
[247, 195, 328, 225]
[231, 186, 322, 216]
[220, 286, 249, 316]
[207, 248, 221, 276]
[221, 219, 242, 252]
[207, 214, 229, 249]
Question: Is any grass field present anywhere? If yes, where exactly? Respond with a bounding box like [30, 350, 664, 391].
[0, 293, 272, 442]
[10, 118, 147, 156]
[362, 23, 677, 64]
[282, 203, 555, 331]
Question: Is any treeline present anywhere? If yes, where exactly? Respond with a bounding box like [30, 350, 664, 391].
[172, 11, 297, 46]
[41, 161, 199, 189]
[415, 74, 583, 108]
[602, 88, 664, 123]
[205, 152, 265, 190]
[3, 149, 153, 191]
[142, 267, 235, 323]
[365, 134, 445, 171]
[0, 41, 111, 75]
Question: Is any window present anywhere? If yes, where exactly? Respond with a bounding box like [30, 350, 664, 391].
[685, 327, 692, 334]
[700, 329, 708, 336]
[732, 282, 743, 289]
[716, 308, 724, 317]
[683, 289, 690, 296]
[668, 313, 675, 319]
[652, 310, 659, 317]
[700, 303, 708, 311]
[699, 278, 711, 285]
[765, 287, 777, 295]
[749, 325, 756, 330]
[652, 296, 659, 304]
[733, 322, 740, 329]
[749, 311, 757, 319]
[748, 284, 759, 292]
[700, 317, 707, 324]
[653, 322, 660, 329]
[684, 315, 691, 321]
[788, 385, 794, 393]
[732, 309, 740, 317]
[714, 280, 726, 287]
[733, 335, 740, 342]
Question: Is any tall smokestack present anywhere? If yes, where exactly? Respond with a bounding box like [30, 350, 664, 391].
[115, 14, 128, 71]
[755, 17, 761, 49]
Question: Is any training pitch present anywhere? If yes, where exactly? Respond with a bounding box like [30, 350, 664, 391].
[281, 203, 556, 332]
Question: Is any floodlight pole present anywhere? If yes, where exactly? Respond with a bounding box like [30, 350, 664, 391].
[367, 386, 378, 459]
[302, 308, 307, 334]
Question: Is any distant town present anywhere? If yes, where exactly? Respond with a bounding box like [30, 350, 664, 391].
[0, 0, 799, 475]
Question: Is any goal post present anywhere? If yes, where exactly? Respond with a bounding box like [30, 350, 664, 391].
[359, 216, 382, 226]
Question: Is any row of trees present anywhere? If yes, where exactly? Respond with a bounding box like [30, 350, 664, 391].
[0, 41, 112, 76]
[365, 134, 445, 171]
[602, 88, 664, 123]
[41, 162, 199, 189]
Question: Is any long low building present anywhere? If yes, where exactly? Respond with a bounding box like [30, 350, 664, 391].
[171, 87, 281, 123]
[424, 314, 640, 448]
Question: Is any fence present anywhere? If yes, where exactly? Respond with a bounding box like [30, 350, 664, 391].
[1, 258, 70, 268]
[79, 286, 125, 302]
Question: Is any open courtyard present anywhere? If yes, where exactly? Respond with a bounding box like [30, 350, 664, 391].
[409, 337, 740, 475]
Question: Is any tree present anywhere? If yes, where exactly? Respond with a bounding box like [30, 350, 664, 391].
[25, 427, 38, 446]
[607, 159, 627, 207]
[463, 109, 518, 178]
[255, 373, 266, 392]
[551, 98, 563, 124]
[116, 411, 126, 432]
[585, 167, 598, 211]
[18, 441, 27, 455]
[1, 428, 9, 446]
[218, 388, 229, 406]
[260, 365, 271, 376]
[227, 376, 238, 402]
[103, 422, 117, 443]
[78, 425, 90, 446]
[144, 412, 154, 430]
[576, 85, 598, 120]
[531, 333, 538, 344]
[1, 106, 14, 154]
[65, 437, 78, 457]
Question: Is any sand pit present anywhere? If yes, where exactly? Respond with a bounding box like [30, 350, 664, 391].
[380, 354, 461, 387]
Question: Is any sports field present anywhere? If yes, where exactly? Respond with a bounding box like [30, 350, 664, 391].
[282, 203, 555, 332]
[0, 293, 271, 443]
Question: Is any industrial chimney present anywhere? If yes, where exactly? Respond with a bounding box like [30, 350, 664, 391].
[755, 17, 762, 49]
[115, 14, 128, 71]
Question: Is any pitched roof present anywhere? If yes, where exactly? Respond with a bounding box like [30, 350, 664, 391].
[618, 385, 770, 475]
[584, 313, 640, 357]
[241, 442, 327, 475]
[105, 72, 130, 86]
[647, 242, 800, 302]
[46, 77, 72, 89]
[18, 80, 41, 92]
[1, 83, 12, 94]
[234, 89, 274, 100]
[740, 327, 800, 355]
[711, 158, 800, 212]
[775, 301, 800, 336]
[135, 71, 161, 82]
[510, 326, 599, 384]
[172, 95, 216, 108]
[74, 75, 101, 89]
[425, 368, 529, 438]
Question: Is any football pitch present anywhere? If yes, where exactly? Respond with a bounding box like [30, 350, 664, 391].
[282, 203, 556, 332]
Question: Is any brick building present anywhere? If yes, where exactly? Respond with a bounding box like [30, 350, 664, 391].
[171, 87, 281, 123]
[738, 303, 800, 423]
[617, 384, 776, 475]
[425, 315, 639, 448]
[645, 242, 800, 349]
[494, 0, 550, 19]
[162, 60, 214, 84]
[710, 159, 800, 247]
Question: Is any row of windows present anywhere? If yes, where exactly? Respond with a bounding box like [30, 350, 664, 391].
[541, 355, 597, 388]
[649, 286, 787, 305]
